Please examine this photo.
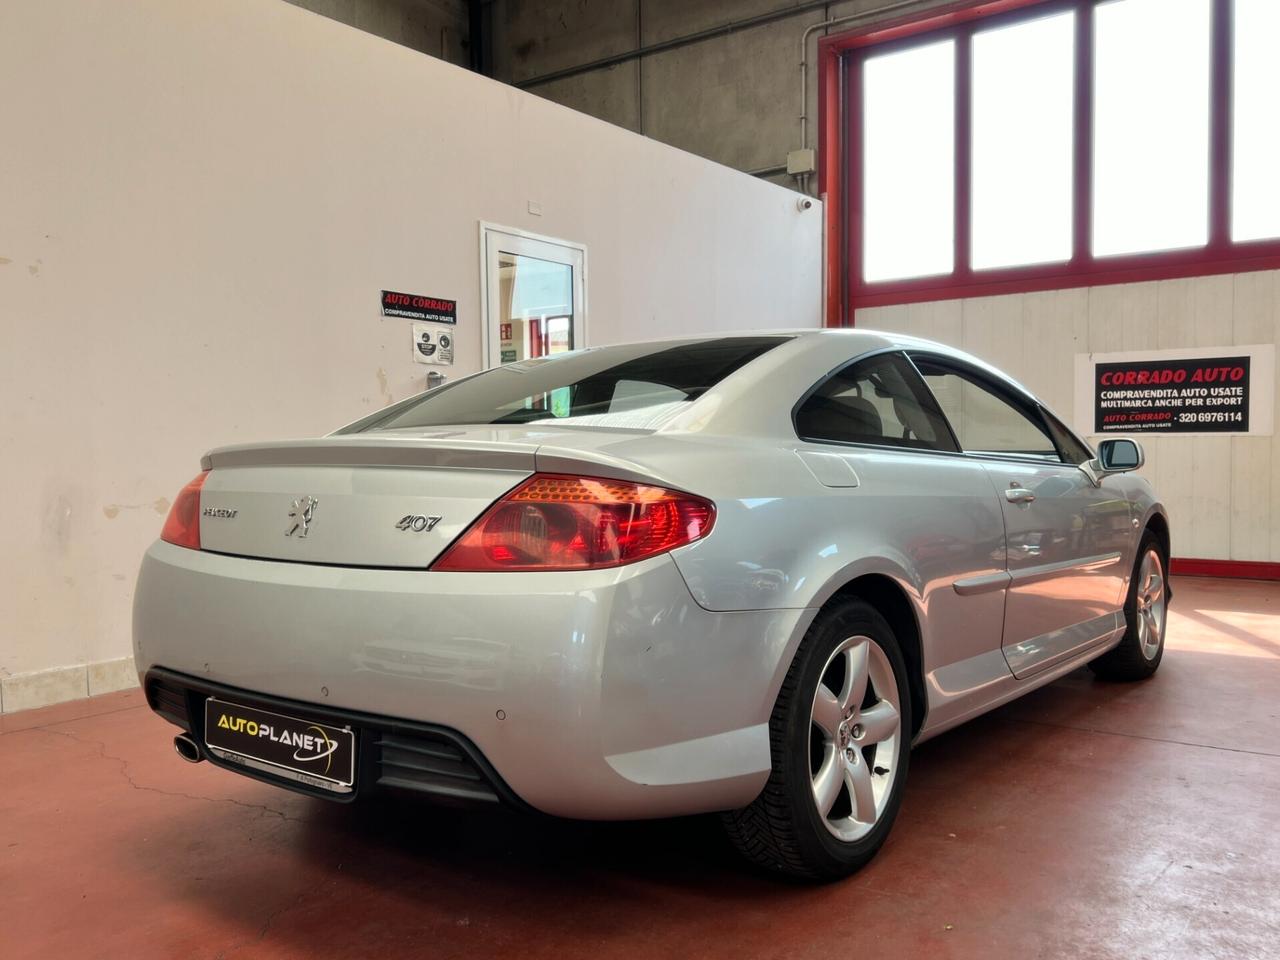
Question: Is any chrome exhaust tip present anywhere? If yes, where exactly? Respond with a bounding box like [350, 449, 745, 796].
[173, 734, 203, 763]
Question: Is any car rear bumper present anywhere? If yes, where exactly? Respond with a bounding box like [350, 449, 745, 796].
[144, 667, 535, 808]
[133, 541, 808, 819]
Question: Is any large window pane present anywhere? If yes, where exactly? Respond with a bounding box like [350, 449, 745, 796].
[1233, 0, 1280, 242]
[972, 11, 1074, 270]
[1092, 0, 1211, 257]
[862, 39, 955, 282]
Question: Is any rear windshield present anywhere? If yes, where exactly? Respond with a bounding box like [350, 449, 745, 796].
[360, 336, 789, 431]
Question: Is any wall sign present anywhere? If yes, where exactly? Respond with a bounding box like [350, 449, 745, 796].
[381, 290, 456, 324]
[411, 322, 454, 365]
[1095, 356, 1250, 433]
[1074, 345, 1275, 437]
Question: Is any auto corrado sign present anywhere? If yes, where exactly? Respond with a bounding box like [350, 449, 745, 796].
[381, 290, 457, 324]
[1074, 345, 1275, 438]
[1095, 356, 1250, 433]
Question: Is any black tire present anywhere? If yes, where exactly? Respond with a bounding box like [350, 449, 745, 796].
[722, 598, 911, 881]
[1088, 530, 1168, 681]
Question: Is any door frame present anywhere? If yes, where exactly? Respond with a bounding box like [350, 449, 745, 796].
[478, 222, 588, 370]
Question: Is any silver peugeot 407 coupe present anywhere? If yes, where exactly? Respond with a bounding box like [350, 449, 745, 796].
[134, 329, 1169, 878]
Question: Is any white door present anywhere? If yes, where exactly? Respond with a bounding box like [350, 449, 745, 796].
[481, 225, 586, 370]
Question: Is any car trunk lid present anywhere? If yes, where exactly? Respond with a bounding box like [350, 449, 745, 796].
[195, 425, 674, 568]
[197, 436, 537, 568]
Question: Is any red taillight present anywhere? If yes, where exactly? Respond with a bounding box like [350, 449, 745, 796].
[160, 471, 208, 550]
[432, 474, 715, 572]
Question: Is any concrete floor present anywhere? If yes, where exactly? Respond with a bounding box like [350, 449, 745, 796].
[2, 575, 1277, 960]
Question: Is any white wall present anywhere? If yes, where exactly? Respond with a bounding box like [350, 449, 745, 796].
[857, 271, 1280, 565]
[0, 0, 821, 709]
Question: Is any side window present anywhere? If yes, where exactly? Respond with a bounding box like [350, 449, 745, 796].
[796, 352, 958, 452]
[913, 357, 1061, 461]
[1042, 408, 1093, 465]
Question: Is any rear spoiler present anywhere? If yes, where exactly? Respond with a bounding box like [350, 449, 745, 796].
[201, 437, 536, 472]
[200, 436, 671, 488]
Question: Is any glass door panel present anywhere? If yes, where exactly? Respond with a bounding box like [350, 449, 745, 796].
[483, 227, 585, 370]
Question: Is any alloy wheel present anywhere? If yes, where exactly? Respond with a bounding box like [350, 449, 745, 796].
[1135, 548, 1167, 660]
[808, 635, 902, 842]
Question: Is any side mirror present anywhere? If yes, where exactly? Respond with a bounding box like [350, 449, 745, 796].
[1082, 437, 1144, 484]
[1099, 437, 1143, 472]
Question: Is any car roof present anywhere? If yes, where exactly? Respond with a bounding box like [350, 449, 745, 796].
[601, 328, 1038, 400]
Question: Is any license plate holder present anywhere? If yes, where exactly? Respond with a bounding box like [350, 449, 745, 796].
[203, 697, 355, 794]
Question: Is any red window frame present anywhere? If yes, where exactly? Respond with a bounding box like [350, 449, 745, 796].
[817, 0, 1280, 325]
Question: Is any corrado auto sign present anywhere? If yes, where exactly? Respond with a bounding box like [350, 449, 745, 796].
[1094, 356, 1249, 433]
[1074, 345, 1275, 438]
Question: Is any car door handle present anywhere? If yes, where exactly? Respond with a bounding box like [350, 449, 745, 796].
[1004, 486, 1036, 504]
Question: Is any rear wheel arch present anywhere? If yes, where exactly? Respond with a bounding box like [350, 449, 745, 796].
[822, 574, 927, 741]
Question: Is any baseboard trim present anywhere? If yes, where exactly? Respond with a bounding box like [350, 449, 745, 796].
[1171, 558, 1280, 582]
[1, 657, 139, 714]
